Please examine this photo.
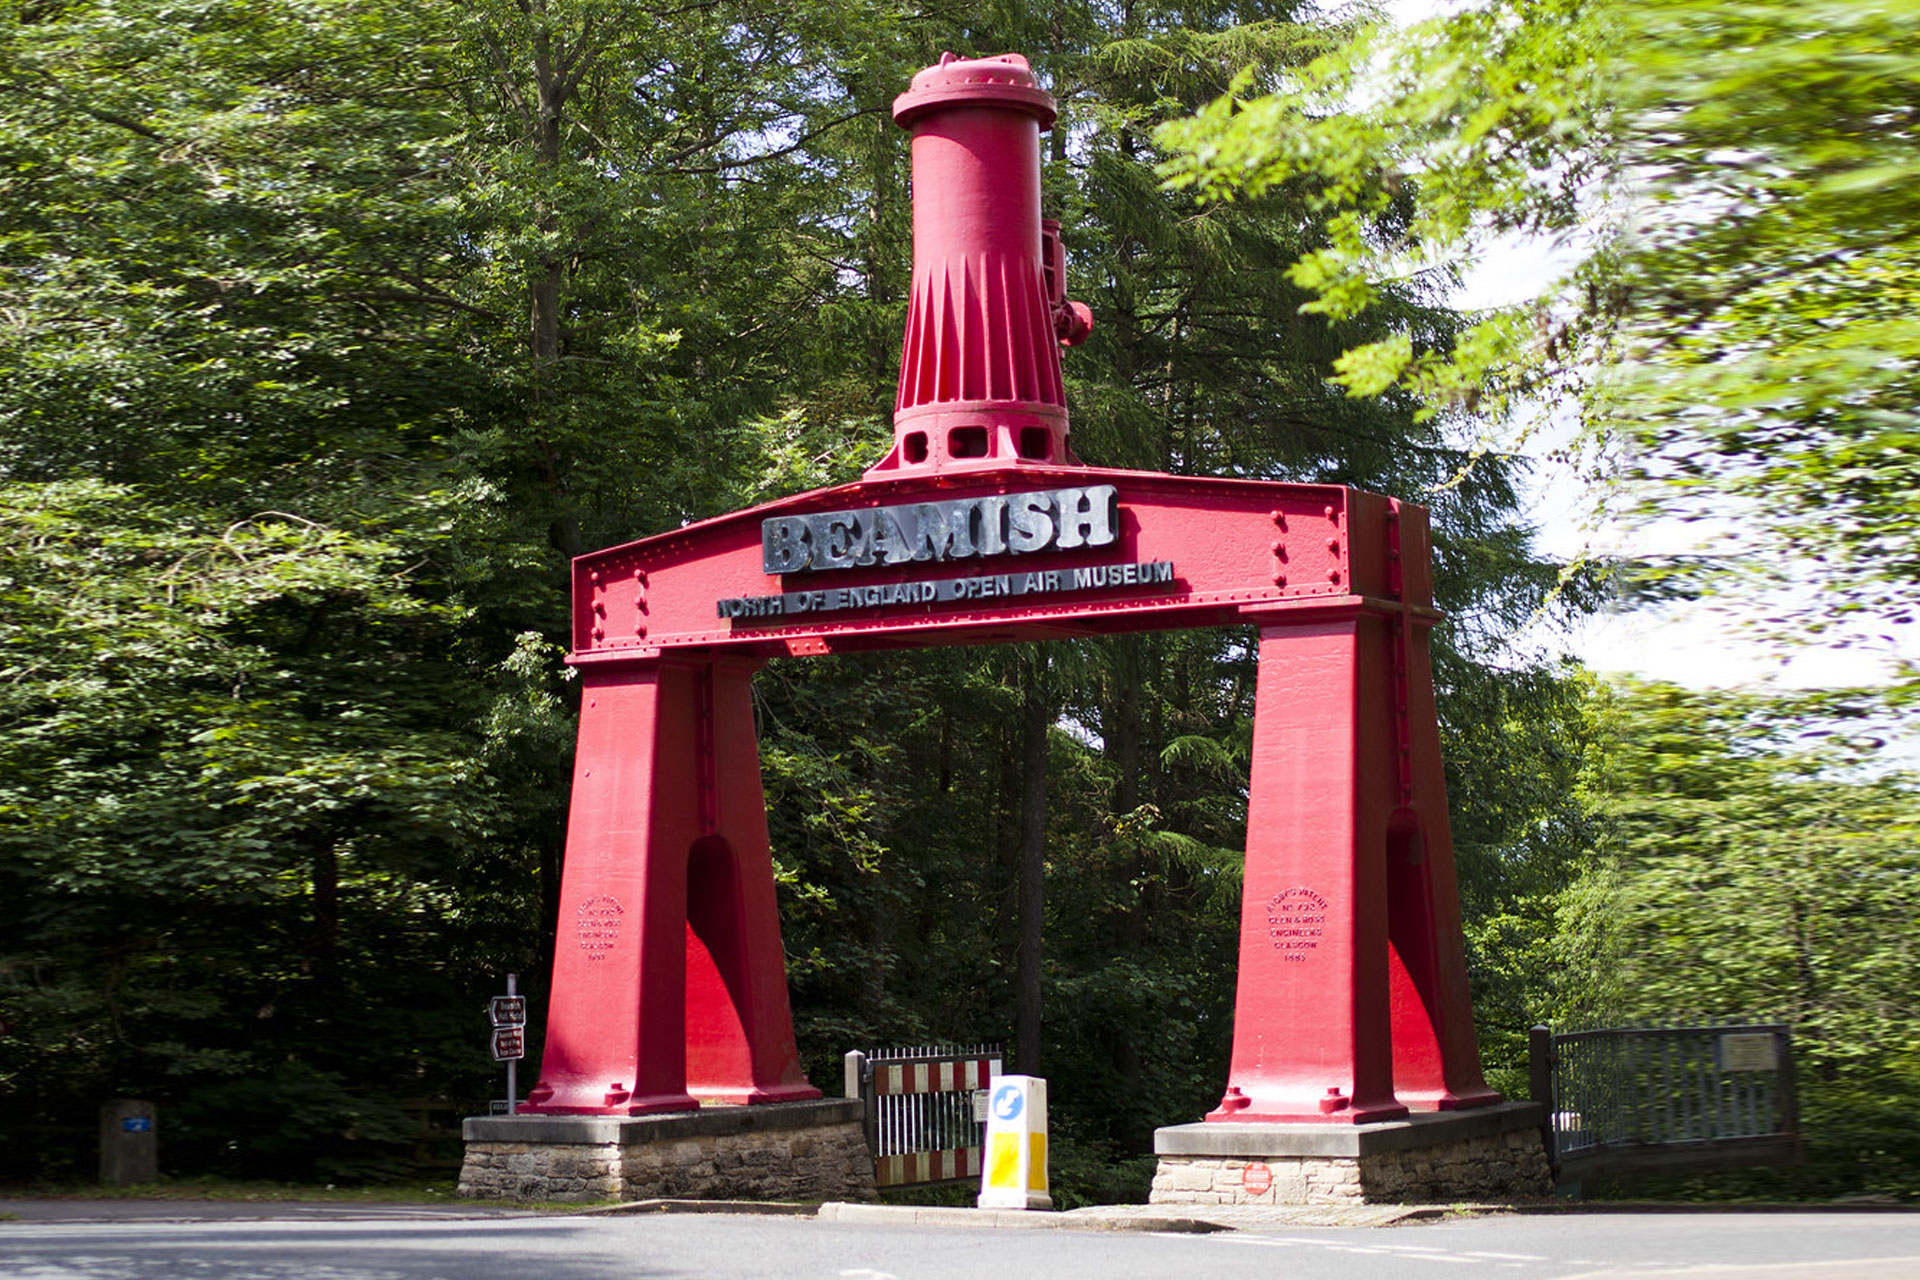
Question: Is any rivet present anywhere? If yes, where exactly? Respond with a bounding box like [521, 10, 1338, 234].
[1328, 570, 1341, 584]
[592, 626, 605, 640]
[1274, 573, 1287, 587]
[589, 570, 603, 585]
[593, 601, 607, 617]
[1324, 505, 1336, 521]
[1328, 538, 1341, 553]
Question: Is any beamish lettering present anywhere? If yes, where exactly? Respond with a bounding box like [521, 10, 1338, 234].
[717, 560, 1176, 623]
[761, 485, 1119, 574]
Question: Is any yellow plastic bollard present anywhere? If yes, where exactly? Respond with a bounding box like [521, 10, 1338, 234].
[978, 1075, 1051, 1209]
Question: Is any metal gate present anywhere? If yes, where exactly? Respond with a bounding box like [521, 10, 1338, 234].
[844, 1045, 1001, 1188]
[1529, 1023, 1800, 1182]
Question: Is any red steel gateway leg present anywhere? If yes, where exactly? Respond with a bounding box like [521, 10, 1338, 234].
[1378, 500, 1499, 1111]
[1211, 503, 1496, 1123]
[1212, 612, 1408, 1123]
[1384, 526, 1503, 1111]
[524, 656, 818, 1115]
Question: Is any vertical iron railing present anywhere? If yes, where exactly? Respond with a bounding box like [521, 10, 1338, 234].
[1529, 1022, 1799, 1181]
[844, 1044, 1002, 1188]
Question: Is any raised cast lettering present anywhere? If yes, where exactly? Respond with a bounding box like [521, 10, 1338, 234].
[1007, 493, 1055, 552]
[762, 486, 1117, 575]
[1053, 485, 1117, 550]
[975, 496, 1010, 557]
[762, 517, 812, 573]
[904, 501, 974, 561]
[814, 512, 870, 569]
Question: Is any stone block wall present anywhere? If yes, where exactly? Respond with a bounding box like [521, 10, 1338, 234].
[459, 1101, 877, 1204]
[1151, 1123, 1551, 1206]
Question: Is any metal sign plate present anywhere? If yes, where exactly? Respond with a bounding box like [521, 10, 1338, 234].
[491, 1027, 526, 1061]
[490, 996, 527, 1027]
[1719, 1032, 1779, 1072]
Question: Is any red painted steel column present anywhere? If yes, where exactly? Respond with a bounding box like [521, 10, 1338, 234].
[527, 660, 699, 1114]
[684, 658, 821, 1104]
[526, 657, 818, 1115]
[1382, 507, 1501, 1110]
[1212, 614, 1408, 1123]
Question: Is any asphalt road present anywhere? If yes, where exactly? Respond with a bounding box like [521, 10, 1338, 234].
[2, 1208, 1918, 1280]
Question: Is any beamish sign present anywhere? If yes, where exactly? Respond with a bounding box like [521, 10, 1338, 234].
[760, 485, 1119, 573]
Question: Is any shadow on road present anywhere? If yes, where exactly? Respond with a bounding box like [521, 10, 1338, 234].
[0, 1220, 690, 1280]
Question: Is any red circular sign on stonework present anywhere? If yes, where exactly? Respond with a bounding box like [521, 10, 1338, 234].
[1242, 1162, 1273, 1196]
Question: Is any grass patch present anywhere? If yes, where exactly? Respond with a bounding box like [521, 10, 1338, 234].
[0, 1176, 463, 1203]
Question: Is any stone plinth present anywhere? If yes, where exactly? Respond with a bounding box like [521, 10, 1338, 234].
[459, 1098, 876, 1204]
[1152, 1101, 1551, 1206]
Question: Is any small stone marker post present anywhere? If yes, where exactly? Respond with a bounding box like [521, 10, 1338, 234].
[977, 1075, 1050, 1210]
[99, 1099, 157, 1187]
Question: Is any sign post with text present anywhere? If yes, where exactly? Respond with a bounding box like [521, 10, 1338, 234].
[490, 974, 526, 1116]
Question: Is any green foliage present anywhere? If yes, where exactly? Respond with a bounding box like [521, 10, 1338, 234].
[0, 483, 520, 1181]
[1157, 0, 1920, 640]
[1553, 682, 1920, 1198]
[1449, 660, 1598, 1093]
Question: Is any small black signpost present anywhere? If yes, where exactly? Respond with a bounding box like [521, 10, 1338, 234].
[490, 974, 526, 1116]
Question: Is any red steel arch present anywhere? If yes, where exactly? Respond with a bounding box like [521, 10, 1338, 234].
[522, 52, 1500, 1126]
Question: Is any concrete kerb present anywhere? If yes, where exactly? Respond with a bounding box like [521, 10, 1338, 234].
[571, 1198, 819, 1218]
[815, 1203, 1226, 1232]
[553, 1198, 1484, 1230]
[813, 1201, 1469, 1232]
[9, 1195, 1909, 1228]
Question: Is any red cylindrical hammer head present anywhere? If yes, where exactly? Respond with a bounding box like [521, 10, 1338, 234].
[869, 53, 1093, 478]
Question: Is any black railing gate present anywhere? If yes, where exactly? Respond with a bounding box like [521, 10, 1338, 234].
[1530, 1022, 1800, 1183]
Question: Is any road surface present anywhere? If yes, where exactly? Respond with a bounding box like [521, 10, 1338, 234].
[2, 1205, 1916, 1279]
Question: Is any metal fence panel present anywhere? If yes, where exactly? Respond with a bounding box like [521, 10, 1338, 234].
[1530, 1023, 1800, 1182]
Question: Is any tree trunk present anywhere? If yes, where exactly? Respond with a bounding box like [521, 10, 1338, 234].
[311, 839, 340, 992]
[1016, 647, 1049, 1074]
[527, 1, 582, 561]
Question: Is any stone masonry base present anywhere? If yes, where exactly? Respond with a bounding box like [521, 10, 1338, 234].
[458, 1098, 877, 1203]
[1151, 1101, 1551, 1206]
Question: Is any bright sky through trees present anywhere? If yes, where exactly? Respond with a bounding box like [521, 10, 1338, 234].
[1372, 0, 1920, 693]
